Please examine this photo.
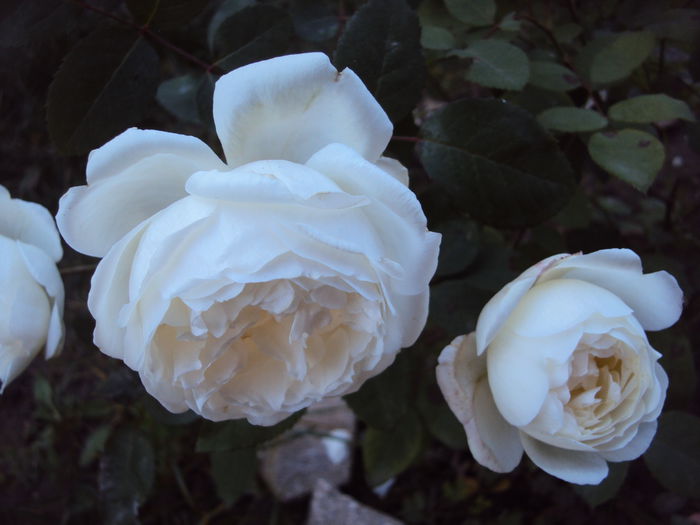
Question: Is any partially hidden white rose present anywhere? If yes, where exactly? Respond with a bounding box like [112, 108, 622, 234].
[0, 186, 64, 392]
[56, 53, 441, 426]
[437, 249, 683, 484]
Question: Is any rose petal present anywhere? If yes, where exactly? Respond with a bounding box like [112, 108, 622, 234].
[88, 221, 150, 363]
[0, 186, 62, 262]
[17, 242, 65, 358]
[437, 334, 523, 472]
[599, 420, 657, 462]
[503, 279, 633, 338]
[487, 325, 583, 427]
[307, 143, 441, 296]
[375, 156, 409, 186]
[57, 129, 225, 257]
[475, 253, 570, 355]
[520, 434, 609, 485]
[541, 248, 683, 331]
[213, 53, 392, 166]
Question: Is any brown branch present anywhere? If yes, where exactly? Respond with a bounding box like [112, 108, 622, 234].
[71, 0, 220, 74]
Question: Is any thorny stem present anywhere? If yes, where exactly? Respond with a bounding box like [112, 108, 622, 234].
[71, 0, 221, 74]
[391, 135, 423, 143]
[60, 263, 97, 275]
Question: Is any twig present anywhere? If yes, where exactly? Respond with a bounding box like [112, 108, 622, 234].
[71, 0, 220, 74]
[60, 263, 97, 275]
[391, 135, 423, 144]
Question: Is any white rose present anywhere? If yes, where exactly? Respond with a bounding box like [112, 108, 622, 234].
[437, 249, 682, 484]
[57, 53, 440, 425]
[0, 186, 64, 391]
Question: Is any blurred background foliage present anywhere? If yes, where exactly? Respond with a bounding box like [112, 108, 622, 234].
[1, 0, 699, 523]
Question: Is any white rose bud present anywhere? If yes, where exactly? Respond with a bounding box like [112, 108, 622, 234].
[57, 53, 440, 426]
[0, 186, 64, 391]
[437, 249, 682, 484]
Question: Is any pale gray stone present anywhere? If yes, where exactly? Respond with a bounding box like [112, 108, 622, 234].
[259, 398, 355, 501]
[307, 479, 404, 525]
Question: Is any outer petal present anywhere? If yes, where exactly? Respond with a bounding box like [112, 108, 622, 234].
[0, 238, 51, 391]
[375, 157, 409, 186]
[88, 221, 150, 363]
[541, 248, 683, 331]
[437, 334, 523, 472]
[487, 326, 583, 427]
[306, 143, 441, 297]
[502, 279, 633, 338]
[213, 53, 392, 167]
[17, 242, 65, 358]
[475, 253, 570, 355]
[520, 434, 609, 485]
[56, 129, 225, 258]
[0, 186, 62, 262]
[599, 421, 657, 462]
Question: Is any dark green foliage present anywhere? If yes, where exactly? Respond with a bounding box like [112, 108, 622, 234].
[644, 412, 700, 499]
[196, 410, 305, 452]
[126, 0, 208, 30]
[211, 5, 293, 72]
[334, 0, 425, 122]
[419, 98, 576, 227]
[47, 25, 159, 155]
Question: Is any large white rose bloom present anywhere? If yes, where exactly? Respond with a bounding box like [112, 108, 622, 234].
[56, 53, 440, 425]
[437, 249, 682, 484]
[0, 186, 64, 392]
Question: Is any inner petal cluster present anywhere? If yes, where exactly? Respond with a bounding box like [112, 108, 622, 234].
[526, 326, 659, 449]
[146, 278, 384, 424]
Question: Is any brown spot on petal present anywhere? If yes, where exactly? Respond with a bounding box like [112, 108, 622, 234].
[638, 140, 651, 148]
[603, 131, 617, 138]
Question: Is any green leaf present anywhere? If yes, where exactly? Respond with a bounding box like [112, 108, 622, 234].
[434, 219, 480, 277]
[444, 0, 496, 26]
[196, 410, 304, 452]
[456, 40, 529, 90]
[47, 25, 159, 155]
[553, 23, 582, 44]
[291, 0, 339, 42]
[588, 130, 665, 191]
[573, 462, 628, 507]
[344, 350, 412, 431]
[609, 94, 696, 124]
[141, 394, 200, 425]
[529, 61, 580, 91]
[157, 74, 203, 124]
[537, 107, 607, 132]
[99, 428, 155, 525]
[212, 5, 293, 72]
[644, 411, 700, 499]
[196, 73, 216, 129]
[207, 0, 256, 50]
[126, 0, 207, 29]
[210, 448, 258, 504]
[419, 98, 576, 227]
[363, 409, 423, 486]
[421, 25, 456, 50]
[417, 380, 465, 450]
[33, 375, 60, 421]
[587, 31, 655, 84]
[80, 425, 112, 467]
[645, 8, 700, 43]
[498, 12, 521, 32]
[0, 0, 77, 48]
[334, 0, 425, 122]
